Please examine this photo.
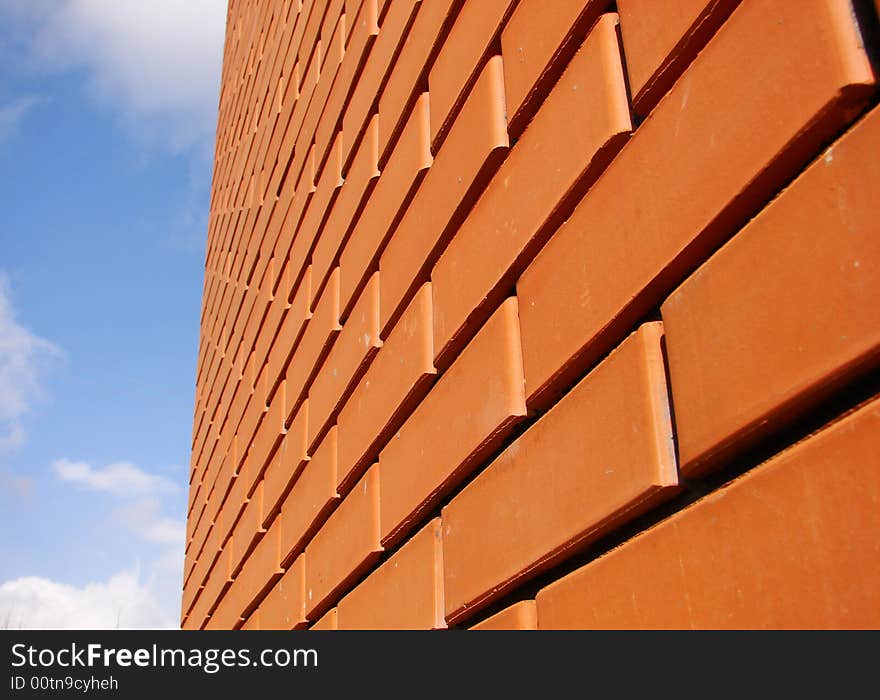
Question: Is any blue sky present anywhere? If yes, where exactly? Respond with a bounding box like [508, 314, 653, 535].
[0, 1, 226, 628]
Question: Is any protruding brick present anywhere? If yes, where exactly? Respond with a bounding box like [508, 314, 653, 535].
[432, 14, 631, 368]
[230, 481, 266, 577]
[501, 0, 609, 136]
[379, 56, 509, 337]
[428, 0, 517, 149]
[310, 607, 338, 629]
[284, 267, 343, 422]
[340, 93, 432, 317]
[442, 323, 678, 624]
[260, 554, 308, 629]
[263, 400, 310, 526]
[661, 103, 880, 476]
[338, 518, 445, 629]
[379, 297, 527, 548]
[617, 0, 741, 116]
[470, 601, 537, 630]
[279, 427, 340, 564]
[517, 0, 876, 410]
[536, 396, 880, 629]
[305, 464, 382, 618]
[310, 117, 380, 307]
[266, 266, 312, 396]
[378, 0, 460, 163]
[337, 282, 436, 493]
[341, 0, 423, 171]
[308, 273, 382, 451]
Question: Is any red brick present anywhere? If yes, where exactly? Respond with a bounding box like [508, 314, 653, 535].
[337, 282, 436, 493]
[617, 0, 741, 116]
[470, 601, 537, 630]
[379, 55, 508, 337]
[305, 464, 382, 618]
[441, 323, 678, 624]
[190, 547, 233, 628]
[535, 395, 880, 629]
[501, 0, 609, 137]
[279, 425, 340, 565]
[284, 267, 343, 423]
[378, 0, 460, 163]
[260, 554, 308, 629]
[308, 272, 382, 450]
[337, 518, 445, 629]
[517, 0, 876, 410]
[379, 297, 526, 549]
[432, 14, 631, 368]
[428, 0, 517, 149]
[339, 93, 431, 317]
[661, 103, 880, 476]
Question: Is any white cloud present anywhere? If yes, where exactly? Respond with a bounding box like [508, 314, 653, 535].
[2, 0, 226, 153]
[0, 273, 60, 454]
[52, 458, 178, 496]
[0, 95, 40, 144]
[115, 498, 185, 545]
[0, 571, 174, 629]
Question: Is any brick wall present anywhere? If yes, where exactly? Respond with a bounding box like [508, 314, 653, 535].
[182, 0, 880, 630]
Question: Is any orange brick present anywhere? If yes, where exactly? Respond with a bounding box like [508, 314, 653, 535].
[618, 0, 741, 116]
[379, 297, 527, 549]
[305, 465, 382, 618]
[379, 55, 508, 337]
[339, 93, 432, 317]
[661, 103, 880, 476]
[378, 0, 460, 163]
[441, 323, 678, 624]
[432, 14, 631, 368]
[309, 116, 380, 308]
[470, 601, 537, 630]
[266, 266, 312, 397]
[337, 282, 436, 493]
[224, 516, 284, 618]
[279, 425, 340, 564]
[501, 0, 609, 136]
[284, 267, 343, 423]
[340, 0, 422, 170]
[249, 377, 285, 479]
[262, 400, 310, 527]
[312, 0, 380, 168]
[517, 0, 876, 410]
[337, 518, 445, 630]
[310, 607, 338, 629]
[230, 481, 266, 576]
[287, 133, 344, 291]
[536, 395, 880, 629]
[260, 554, 308, 629]
[308, 272, 382, 450]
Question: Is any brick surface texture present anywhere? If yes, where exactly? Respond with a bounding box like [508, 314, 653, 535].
[182, 0, 880, 630]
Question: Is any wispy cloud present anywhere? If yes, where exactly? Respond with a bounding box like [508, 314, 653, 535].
[0, 95, 40, 144]
[0, 571, 174, 629]
[114, 498, 185, 545]
[1, 0, 226, 154]
[51, 458, 178, 497]
[0, 273, 60, 454]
